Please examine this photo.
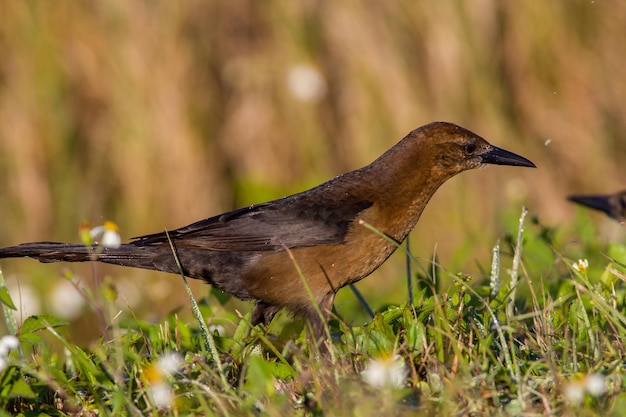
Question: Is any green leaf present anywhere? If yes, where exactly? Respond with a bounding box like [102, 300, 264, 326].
[6, 378, 37, 399]
[18, 332, 45, 345]
[243, 355, 277, 397]
[608, 243, 626, 272]
[405, 322, 426, 351]
[366, 329, 393, 356]
[19, 315, 68, 334]
[0, 286, 16, 310]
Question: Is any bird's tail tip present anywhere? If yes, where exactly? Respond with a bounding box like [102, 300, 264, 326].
[0, 242, 94, 263]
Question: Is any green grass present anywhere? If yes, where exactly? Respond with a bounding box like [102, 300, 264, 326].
[1, 208, 626, 416]
[1, 2, 625, 414]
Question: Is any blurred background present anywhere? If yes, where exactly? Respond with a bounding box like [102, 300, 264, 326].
[0, 1, 625, 343]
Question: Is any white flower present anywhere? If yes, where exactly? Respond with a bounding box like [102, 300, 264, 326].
[572, 259, 589, 272]
[361, 354, 407, 389]
[0, 335, 19, 353]
[49, 279, 85, 320]
[564, 380, 585, 405]
[145, 352, 183, 409]
[0, 335, 20, 372]
[584, 373, 606, 397]
[89, 221, 121, 248]
[564, 373, 606, 405]
[287, 64, 327, 103]
[150, 382, 174, 409]
[157, 352, 183, 375]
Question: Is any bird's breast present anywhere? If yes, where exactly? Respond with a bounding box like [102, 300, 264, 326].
[241, 226, 398, 311]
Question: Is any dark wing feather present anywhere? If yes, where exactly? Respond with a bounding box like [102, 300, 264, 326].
[131, 192, 373, 251]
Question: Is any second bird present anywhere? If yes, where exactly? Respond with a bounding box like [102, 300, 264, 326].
[0, 122, 535, 344]
[568, 190, 626, 223]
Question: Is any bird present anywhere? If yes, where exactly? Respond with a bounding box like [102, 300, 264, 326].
[0, 122, 535, 344]
[568, 190, 626, 223]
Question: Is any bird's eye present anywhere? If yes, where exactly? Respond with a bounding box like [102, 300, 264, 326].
[464, 143, 477, 154]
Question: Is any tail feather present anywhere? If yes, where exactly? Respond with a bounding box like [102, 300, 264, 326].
[0, 241, 257, 300]
[0, 242, 94, 263]
[0, 242, 157, 266]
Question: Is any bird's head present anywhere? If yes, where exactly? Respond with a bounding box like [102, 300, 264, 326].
[413, 122, 536, 177]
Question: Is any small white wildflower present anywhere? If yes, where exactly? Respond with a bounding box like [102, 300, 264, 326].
[0, 335, 19, 372]
[145, 352, 183, 409]
[0, 335, 19, 354]
[150, 382, 174, 409]
[585, 373, 606, 397]
[564, 378, 585, 405]
[361, 354, 407, 389]
[157, 352, 183, 375]
[90, 221, 121, 248]
[287, 64, 327, 102]
[49, 280, 85, 320]
[572, 259, 589, 272]
[564, 373, 606, 405]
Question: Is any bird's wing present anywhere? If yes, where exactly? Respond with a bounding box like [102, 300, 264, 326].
[131, 194, 373, 251]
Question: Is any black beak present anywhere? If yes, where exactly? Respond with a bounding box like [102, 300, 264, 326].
[481, 145, 536, 168]
[568, 192, 626, 223]
[567, 194, 613, 216]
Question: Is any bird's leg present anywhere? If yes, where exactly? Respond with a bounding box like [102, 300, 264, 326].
[251, 301, 280, 328]
[305, 293, 336, 353]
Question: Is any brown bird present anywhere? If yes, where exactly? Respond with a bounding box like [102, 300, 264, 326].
[568, 190, 626, 223]
[0, 122, 535, 343]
